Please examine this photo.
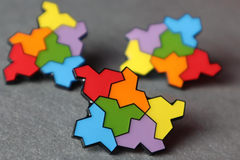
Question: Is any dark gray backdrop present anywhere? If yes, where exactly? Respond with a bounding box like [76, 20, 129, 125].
[0, 0, 240, 159]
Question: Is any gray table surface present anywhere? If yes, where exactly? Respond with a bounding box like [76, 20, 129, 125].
[1, 0, 240, 159]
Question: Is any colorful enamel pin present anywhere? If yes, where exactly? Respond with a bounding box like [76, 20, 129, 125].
[72, 65, 186, 154]
[3, 1, 87, 88]
[120, 14, 222, 88]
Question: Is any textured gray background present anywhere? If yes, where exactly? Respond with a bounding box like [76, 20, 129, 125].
[0, 0, 240, 159]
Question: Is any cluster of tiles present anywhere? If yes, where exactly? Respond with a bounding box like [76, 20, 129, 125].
[72, 65, 186, 154]
[120, 14, 222, 88]
[3, 1, 87, 88]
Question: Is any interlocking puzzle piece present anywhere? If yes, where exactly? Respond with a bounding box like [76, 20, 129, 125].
[73, 66, 187, 154]
[73, 103, 117, 152]
[120, 40, 154, 76]
[151, 53, 187, 88]
[35, 32, 71, 68]
[152, 30, 194, 59]
[109, 68, 150, 112]
[95, 97, 144, 137]
[126, 23, 167, 54]
[3, 44, 39, 82]
[9, 28, 52, 57]
[147, 96, 185, 140]
[74, 65, 124, 101]
[116, 115, 165, 153]
[180, 49, 222, 81]
[55, 22, 87, 56]
[41, 56, 85, 88]
[164, 14, 202, 48]
[38, 1, 77, 30]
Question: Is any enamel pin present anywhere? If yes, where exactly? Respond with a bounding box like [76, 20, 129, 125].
[120, 14, 222, 88]
[3, 1, 87, 89]
[72, 65, 186, 154]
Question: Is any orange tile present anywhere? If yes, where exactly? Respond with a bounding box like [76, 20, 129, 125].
[9, 28, 52, 57]
[151, 53, 187, 88]
[109, 68, 150, 112]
